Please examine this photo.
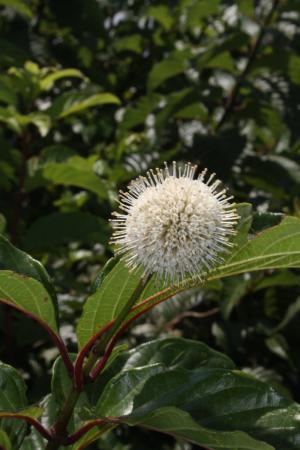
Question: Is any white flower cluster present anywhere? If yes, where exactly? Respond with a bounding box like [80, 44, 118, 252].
[110, 162, 238, 284]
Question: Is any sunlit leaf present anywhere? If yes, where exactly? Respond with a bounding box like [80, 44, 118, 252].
[0, 270, 58, 333]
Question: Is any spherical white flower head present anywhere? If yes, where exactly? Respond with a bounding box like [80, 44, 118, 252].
[110, 162, 238, 284]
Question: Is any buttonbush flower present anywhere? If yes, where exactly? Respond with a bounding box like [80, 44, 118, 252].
[110, 162, 238, 284]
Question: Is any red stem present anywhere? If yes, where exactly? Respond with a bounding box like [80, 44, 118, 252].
[64, 419, 105, 444]
[0, 413, 52, 441]
[0, 299, 74, 377]
[74, 321, 114, 390]
[64, 417, 120, 445]
[90, 292, 177, 381]
[75, 287, 182, 387]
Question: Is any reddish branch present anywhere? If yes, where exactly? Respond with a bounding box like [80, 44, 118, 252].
[89, 291, 180, 381]
[74, 321, 114, 390]
[163, 307, 219, 331]
[0, 413, 52, 441]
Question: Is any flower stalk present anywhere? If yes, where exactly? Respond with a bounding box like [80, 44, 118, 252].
[46, 274, 150, 449]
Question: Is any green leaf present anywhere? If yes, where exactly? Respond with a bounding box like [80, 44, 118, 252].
[209, 216, 300, 281]
[174, 102, 208, 120]
[77, 260, 143, 348]
[0, 107, 22, 134]
[43, 156, 107, 199]
[0, 235, 57, 311]
[121, 94, 161, 130]
[156, 88, 205, 128]
[23, 212, 109, 250]
[40, 68, 85, 91]
[254, 270, 300, 291]
[48, 92, 120, 119]
[91, 338, 300, 450]
[148, 51, 188, 91]
[270, 296, 300, 334]
[184, 0, 220, 28]
[51, 354, 76, 406]
[198, 33, 248, 71]
[113, 35, 143, 54]
[147, 5, 174, 30]
[0, 78, 17, 105]
[0, 0, 32, 18]
[204, 51, 235, 72]
[251, 212, 283, 233]
[93, 338, 234, 394]
[125, 407, 274, 450]
[70, 425, 115, 450]
[0, 362, 27, 447]
[265, 334, 291, 362]
[39, 145, 76, 165]
[0, 429, 11, 450]
[288, 54, 300, 84]
[0, 271, 58, 333]
[21, 429, 45, 450]
[25, 113, 51, 137]
[90, 258, 119, 294]
[220, 275, 250, 319]
[232, 203, 253, 247]
[21, 395, 57, 450]
[0, 108, 51, 136]
[238, 0, 254, 15]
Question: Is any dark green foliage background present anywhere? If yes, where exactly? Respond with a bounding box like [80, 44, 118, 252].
[1, 0, 300, 448]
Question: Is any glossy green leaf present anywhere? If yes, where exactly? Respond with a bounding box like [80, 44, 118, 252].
[51, 354, 76, 406]
[0, 271, 58, 333]
[115, 214, 300, 331]
[20, 395, 57, 450]
[0, 235, 57, 310]
[125, 407, 274, 450]
[48, 92, 120, 119]
[209, 216, 300, 281]
[77, 260, 143, 348]
[92, 338, 234, 397]
[91, 338, 300, 450]
[0, 362, 27, 447]
[21, 430, 45, 450]
[23, 212, 109, 250]
[70, 425, 115, 450]
[43, 156, 107, 199]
